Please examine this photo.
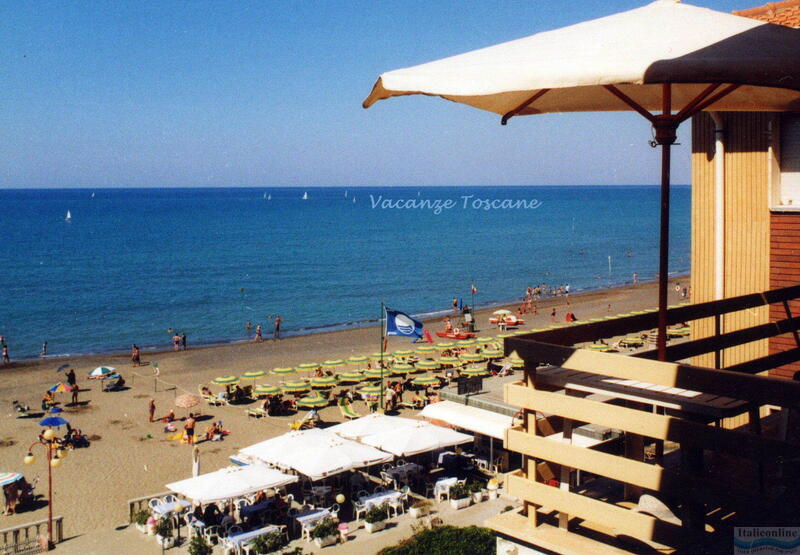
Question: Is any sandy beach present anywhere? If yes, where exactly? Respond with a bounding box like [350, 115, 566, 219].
[0, 278, 686, 546]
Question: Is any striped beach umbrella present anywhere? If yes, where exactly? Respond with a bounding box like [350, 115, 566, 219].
[337, 371, 365, 384]
[346, 355, 369, 365]
[414, 360, 440, 371]
[282, 380, 310, 393]
[364, 367, 388, 380]
[0, 473, 23, 487]
[311, 375, 339, 389]
[456, 339, 477, 347]
[296, 362, 320, 372]
[48, 382, 72, 393]
[88, 366, 115, 379]
[477, 337, 495, 344]
[297, 395, 328, 409]
[411, 375, 440, 387]
[212, 376, 239, 386]
[358, 384, 383, 397]
[496, 332, 516, 338]
[461, 367, 489, 377]
[438, 356, 460, 366]
[393, 350, 414, 357]
[241, 370, 267, 381]
[461, 353, 486, 362]
[588, 317, 604, 323]
[509, 358, 525, 369]
[585, 343, 611, 352]
[254, 384, 282, 396]
[369, 352, 387, 360]
[321, 360, 345, 370]
[482, 349, 504, 359]
[415, 345, 437, 354]
[513, 329, 529, 335]
[391, 363, 415, 375]
[272, 366, 296, 376]
[435, 342, 454, 349]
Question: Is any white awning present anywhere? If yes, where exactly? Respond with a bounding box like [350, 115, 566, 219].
[420, 400, 514, 440]
[327, 413, 419, 441]
[360, 421, 473, 457]
[166, 464, 297, 504]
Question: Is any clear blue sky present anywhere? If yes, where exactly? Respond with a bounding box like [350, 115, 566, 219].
[0, 1, 752, 188]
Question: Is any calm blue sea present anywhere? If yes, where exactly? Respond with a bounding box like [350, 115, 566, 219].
[0, 186, 690, 359]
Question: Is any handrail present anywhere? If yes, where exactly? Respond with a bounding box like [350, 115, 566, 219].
[0, 516, 64, 546]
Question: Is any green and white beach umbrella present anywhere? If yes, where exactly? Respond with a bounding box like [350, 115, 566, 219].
[337, 371, 365, 383]
[414, 360, 440, 371]
[456, 339, 477, 347]
[346, 355, 369, 365]
[415, 345, 437, 354]
[370, 352, 387, 360]
[438, 356, 460, 366]
[282, 380, 310, 393]
[482, 349, 503, 359]
[509, 358, 525, 369]
[391, 363, 416, 375]
[461, 367, 489, 377]
[496, 332, 515, 338]
[364, 367, 388, 380]
[88, 366, 116, 378]
[212, 375, 239, 385]
[321, 360, 345, 370]
[296, 362, 320, 372]
[461, 353, 486, 362]
[310, 375, 339, 388]
[254, 384, 281, 396]
[477, 337, 495, 344]
[358, 384, 383, 397]
[393, 350, 414, 357]
[272, 366, 296, 376]
[241, 370, 267, 381]
[513, 329, 529, 335]
[297, 394, 328, 408]
[411, 375, 440, 386]
[435, 342, 454, 349]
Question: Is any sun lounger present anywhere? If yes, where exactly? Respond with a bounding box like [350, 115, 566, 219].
[246, 407, 268, 419]
[338, 400, 360, 420]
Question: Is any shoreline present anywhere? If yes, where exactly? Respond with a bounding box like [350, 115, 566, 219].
[7, 273, 688, 365]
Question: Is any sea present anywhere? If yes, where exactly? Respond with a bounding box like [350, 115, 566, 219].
[0, 186, 690, 360]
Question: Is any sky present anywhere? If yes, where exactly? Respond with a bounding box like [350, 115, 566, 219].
[0, 0, 753, 188]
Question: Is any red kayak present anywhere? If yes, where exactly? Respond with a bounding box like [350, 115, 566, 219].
[435, 331, 476, 339]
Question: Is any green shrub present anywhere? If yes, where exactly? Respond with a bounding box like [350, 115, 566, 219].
[155, 517, 173, 538]
[133, 508, 150, 526]
[250, 531, 286, 554]
[449, 483, 470, 500]
[410, 499, 432, 510]
[378, 525, 496, 555]
[364, 505, 389, 523]
[187, 534, 213, 555]
[466, 480, 486, 493]
[309, 518, 338, 540]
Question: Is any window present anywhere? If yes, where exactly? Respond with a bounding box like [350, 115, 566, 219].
[774, 113, 800, 209]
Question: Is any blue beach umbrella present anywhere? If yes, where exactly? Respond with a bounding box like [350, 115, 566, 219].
[0, 473, 23, 487]
[49, 407, 63, 414]
[39, 416, 69, 428]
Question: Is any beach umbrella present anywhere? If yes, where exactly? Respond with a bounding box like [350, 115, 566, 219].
[337, 371, 365, 384]
[241, 370, 267, 381]
[48, 383, 72, 393]
[0, 473, 23, 487]
[346, 355, 369, 365]
[585, 343, 611, 352]
[88, 366, 115, 379]
[435, 342, 454, 349]
[496, 333, 515, 338]
[369, 352, 388, 361]
[363, 1, 800, 360]
[414, 360, 440, 371]
[282, 380, 311, 394]
[492, 310, 512, 317]
[364, 367, 388, 380]
[49, 407, 63, 413]
[509, 358, 525, 369]
[56, 363, 70, 373]
[437, 356, 460, 366]
[477, 337, 495, 344]
[297, 395, 329, 409]
[310, 375, 339, 389]
[358, 384, 383, 397]
[272, 366, 296, 376]
[212, 376, 239, 386]
[482, 349, 504, 359]
[456, 339, 477, 347]
[254, 384, 282, 396]
[39, 416, 69, 428]
[513, 329, 529, 335]
[175, 394, 202, 409]
[296, 363, 319, 374]
[461, 353, 486, 362]
[321, 360, 345, 370]
[393, 350, 414, 357]
[412, 375, 440, 387]
[461, 367, 489, 377]
[415, 345, 437, 354]
[391, 363, 416, 375]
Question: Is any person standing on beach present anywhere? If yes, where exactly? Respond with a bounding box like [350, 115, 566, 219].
[2, 345, 8, 364]
[255, 325, 262, 342]
[131, 344, 140, 366]
[70, 383, 79, 405]
[184, 413, 196, 445]
[40, 342, 47, 357]
[633, 273, 638, 284]
[148, 399, 156, 422]
[181, 333, 187, 350]
[273, 316, 282, 340]
[172, 333, 181, 351]
[452, 298, 458, 312]
[66, 369, 77, 388]
[550, 307, 557, 322]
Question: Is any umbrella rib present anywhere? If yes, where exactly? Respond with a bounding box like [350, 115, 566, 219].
[680, 84, 741, 122]
[674, 83, 722, 121]
[603, 85, 655, 122]
[501, 89, 550, 125]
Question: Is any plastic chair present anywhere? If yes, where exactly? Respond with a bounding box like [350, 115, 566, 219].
[148, 498, 162, 511]
[328, 503, 340, 519]
[374, 485, 385, 494]
[163, 494, 177, 504]
[203, 525, 222, 545]
[356, 490, 369, 500]
[387, 495, 404, 517]
[353, 500, 368, 521]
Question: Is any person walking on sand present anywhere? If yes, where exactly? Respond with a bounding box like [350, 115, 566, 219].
[184, 413, 196, 445]
[131, 344, 140, 366]
[255, 325, 262, 342]
[273, 316, 282, 340]
[181, 333, 187, 350]
[148, 399, 156, 422]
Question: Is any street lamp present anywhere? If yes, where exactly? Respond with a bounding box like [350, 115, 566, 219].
[24, 427, 67, 548]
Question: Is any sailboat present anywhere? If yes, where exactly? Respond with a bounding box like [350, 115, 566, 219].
[352, 197, 356, 203]
[302, 192, 308, 200]
[65, 210, 72, 222]
[90, 192, 95, 199]
[263, 193, 267, 200]
[268, 194, 271, 200]
[344, 190, 348, 198]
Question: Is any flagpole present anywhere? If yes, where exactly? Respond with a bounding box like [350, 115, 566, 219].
[379, 301, 385, 412]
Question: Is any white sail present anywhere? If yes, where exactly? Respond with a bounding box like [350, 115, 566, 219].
[345, 190, 348, 198]
[90, 192, 95, 199]
[268, 194, 271, 200]
[302, 192, 308, 200]
[65, 210, 72, 221]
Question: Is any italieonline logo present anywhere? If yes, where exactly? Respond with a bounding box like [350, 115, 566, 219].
[734, 527, 800, 554]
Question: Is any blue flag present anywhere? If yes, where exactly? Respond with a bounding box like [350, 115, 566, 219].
[385, 309, 424, 339]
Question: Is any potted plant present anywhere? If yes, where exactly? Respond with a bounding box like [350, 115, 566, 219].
[155, 517, 174, 548]
[449, 483, 471, 510]
[409, 499, 432, 519]
[187, 534, 213, 555]
[249, 531, 285, 553]
[310, 517, 339, 548]
[467, 480, 486, 503]
[133, 509, 150, 533]
[486, 478, 500, 500]
[364, 505, 389, 533]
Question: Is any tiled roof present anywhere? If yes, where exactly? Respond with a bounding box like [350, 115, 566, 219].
[734, 0, 800, 27]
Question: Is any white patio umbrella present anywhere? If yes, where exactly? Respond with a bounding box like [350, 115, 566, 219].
[327, 413, 419, 441]
[360, 421, 473, 457]
[166, 464, 298, 505]
[239, 428, 392, 480]
[364, 0, 800, 360]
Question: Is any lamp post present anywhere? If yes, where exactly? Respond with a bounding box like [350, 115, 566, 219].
[24, 428, 67, 548]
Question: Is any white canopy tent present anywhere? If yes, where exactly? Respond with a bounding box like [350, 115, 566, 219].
[420, 401, 514, 440]
[326, 413, 419, 441]
[166, 464, 298, 505]
[239, 428, 393, 480]
[360, 421, 473, 457]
